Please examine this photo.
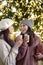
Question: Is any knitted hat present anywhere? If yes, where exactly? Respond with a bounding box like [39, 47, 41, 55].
[20, 19, 34, 28]
[0, 18, 14, 32]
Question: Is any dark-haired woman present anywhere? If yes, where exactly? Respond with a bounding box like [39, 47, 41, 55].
[16, 19, 43, 65]
[0, 18, 23, 65]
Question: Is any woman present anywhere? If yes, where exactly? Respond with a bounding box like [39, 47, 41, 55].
[0, 18, 23, 65]
[16, 19, 43, 65]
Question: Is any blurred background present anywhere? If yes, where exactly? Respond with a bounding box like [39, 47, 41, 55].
[0, 0, 43, 64]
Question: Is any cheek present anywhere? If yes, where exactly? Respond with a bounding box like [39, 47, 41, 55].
[9, 27, 14, 33]
[20, 25, 28, 33]
[21, 27, 27, 33]
[24, 27, 28, 32]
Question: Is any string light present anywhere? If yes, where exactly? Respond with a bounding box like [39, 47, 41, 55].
[0, 12, 3, 16]
[2, 0, 7, 6]
[26, 0, 28, 3]
[12, 7, 16, 12]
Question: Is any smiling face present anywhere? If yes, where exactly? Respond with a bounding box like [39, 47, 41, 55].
[8, 25, 15, 40]
[2, 25, 14, 40]
[20, 24, 28, 34]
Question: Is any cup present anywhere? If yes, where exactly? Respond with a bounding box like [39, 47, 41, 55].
[24, 34, 29, 43]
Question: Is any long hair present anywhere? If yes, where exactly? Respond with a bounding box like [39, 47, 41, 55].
[27, 27, 35, 45]
[21, 26, 35, 46]
[0, 29, 14, 47]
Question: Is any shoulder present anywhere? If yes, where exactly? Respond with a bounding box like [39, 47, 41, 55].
[33, 34, 42, 47]
[34, 34, 41, 42]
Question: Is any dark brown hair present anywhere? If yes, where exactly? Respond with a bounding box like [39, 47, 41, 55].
[21, 26, 35, 46]
[0, 29, 14, 47]
[27, 27, 35, 45]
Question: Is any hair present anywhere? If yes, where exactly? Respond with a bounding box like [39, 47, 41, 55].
[27, 27, 35, 45]
[21, 26, 35, 46]
[0, 29, 14, 47]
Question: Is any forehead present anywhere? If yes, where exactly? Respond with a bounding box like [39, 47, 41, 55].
[20, 23, 28, 27]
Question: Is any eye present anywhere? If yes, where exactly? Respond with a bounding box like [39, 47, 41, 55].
[20, 24, 25, 28]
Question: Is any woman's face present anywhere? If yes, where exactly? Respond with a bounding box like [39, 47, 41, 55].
[20, 24, 28, 34]
[8, 25, 15, 40]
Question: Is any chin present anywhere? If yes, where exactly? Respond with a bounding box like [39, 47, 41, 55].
[22, 32, 26, 34]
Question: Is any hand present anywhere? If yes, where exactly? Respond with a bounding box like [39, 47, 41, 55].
[15, 35, 23, 48]
[37, 53, 43, 59]
[24, 34, 29, 43]
[35, 53, 43, 60]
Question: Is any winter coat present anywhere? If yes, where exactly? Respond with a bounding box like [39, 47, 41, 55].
[16, 35, 43, 65]
[0, 39, 18, 65]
